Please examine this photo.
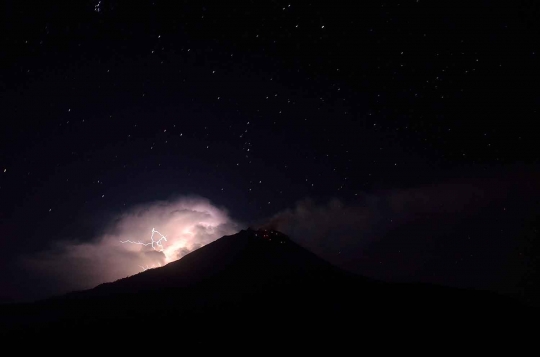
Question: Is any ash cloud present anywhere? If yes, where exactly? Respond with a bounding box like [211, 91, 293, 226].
[259, 171, 540, 282]
[259, 196, 393, 264]
[21, 196, 241, 294]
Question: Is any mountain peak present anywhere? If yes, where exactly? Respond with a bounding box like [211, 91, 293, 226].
[244, 227, 291, 243]
[63, 228, 337, 299]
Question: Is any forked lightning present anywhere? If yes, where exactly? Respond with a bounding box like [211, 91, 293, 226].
[120, 228, 167, 252]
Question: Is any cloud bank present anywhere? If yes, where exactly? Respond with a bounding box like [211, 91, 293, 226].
[22, 196, 241, 293]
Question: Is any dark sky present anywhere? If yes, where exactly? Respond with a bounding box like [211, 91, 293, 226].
[1, 1, 539, 305]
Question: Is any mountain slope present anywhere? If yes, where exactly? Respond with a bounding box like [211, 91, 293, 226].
[69, 228, 355, 297]
[0, 229, 536, 351]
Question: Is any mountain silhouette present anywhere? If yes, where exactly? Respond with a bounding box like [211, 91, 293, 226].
[0, 229, 536, 351]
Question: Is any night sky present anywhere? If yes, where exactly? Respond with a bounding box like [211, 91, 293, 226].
[1, 1, 539, 305]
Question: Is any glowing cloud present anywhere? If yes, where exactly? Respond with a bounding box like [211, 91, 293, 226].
[21, 196, 241, 294]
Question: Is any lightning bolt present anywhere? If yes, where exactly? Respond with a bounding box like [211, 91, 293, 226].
[120, 228, 168, 252]
[138, 264, 162, 271]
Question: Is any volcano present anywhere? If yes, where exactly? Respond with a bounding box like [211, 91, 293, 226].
[0, 229, 535, 351]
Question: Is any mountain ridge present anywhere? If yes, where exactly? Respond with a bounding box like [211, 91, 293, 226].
[62, 228, 364, 299]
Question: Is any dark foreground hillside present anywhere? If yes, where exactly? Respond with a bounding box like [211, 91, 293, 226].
[0, 229, 535, 351]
